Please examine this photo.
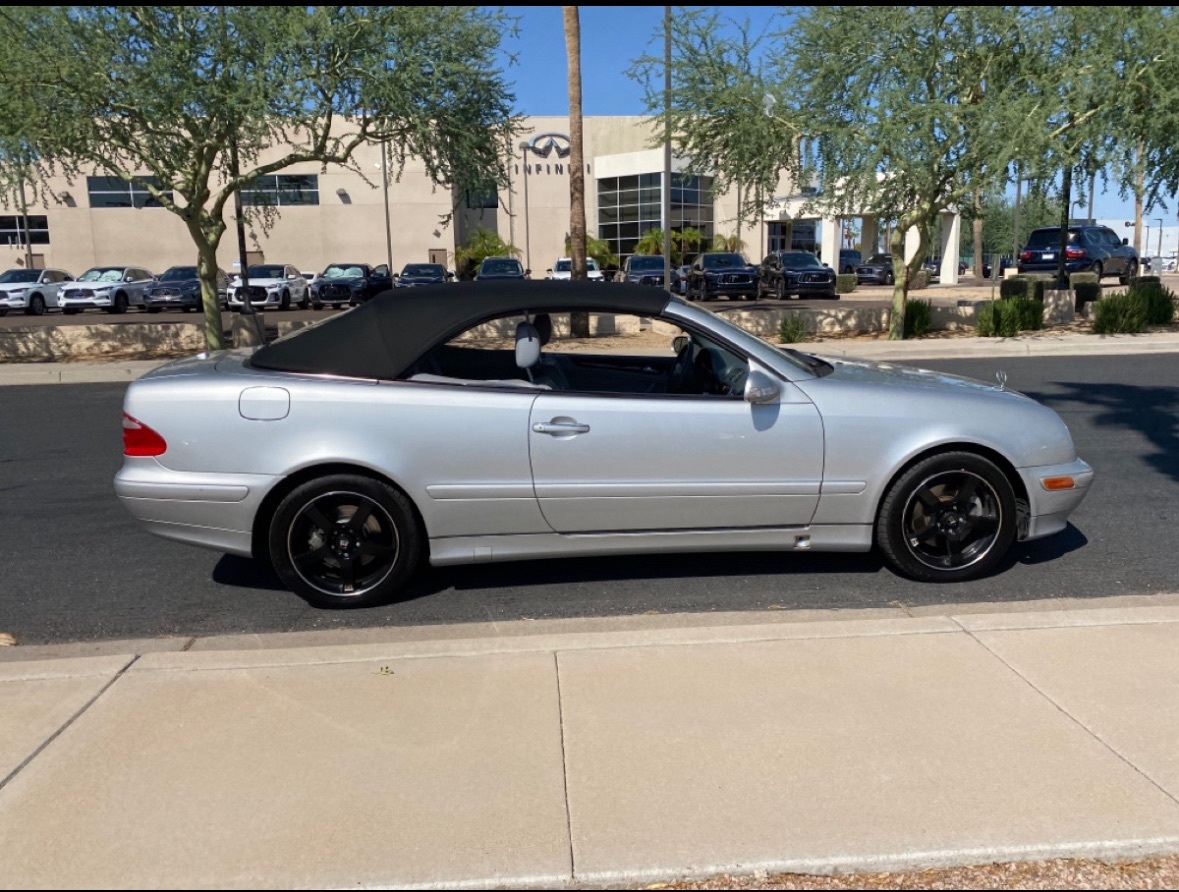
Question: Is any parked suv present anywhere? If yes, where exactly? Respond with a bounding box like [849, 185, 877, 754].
[1018, 225, 1139, 284]
[838, 248, 862, 274]
[620, 254, 669, 287]
[474, 257, 529, 281]
[685, 252, 760, 301]
[311, 262, 392, 308]
[0, 267, 74, 316]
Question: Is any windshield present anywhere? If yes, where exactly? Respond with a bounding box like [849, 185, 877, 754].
[780, 252, 822, 268]
[402, 264, 444, 277]
[701, 253, 746, 269]
[628, 256, 664, 272]
[480, 258, 523, 275]
[246, 265, 286, 279]
[0, 270, 39, 283]
[159, 267, 198, 281]
[321, 264, 365, 279]
[555, 260, 572, 272]
[866, 254, 892, 265]
[1026, 229, 1078, 248]
[78, 267, 124, 283]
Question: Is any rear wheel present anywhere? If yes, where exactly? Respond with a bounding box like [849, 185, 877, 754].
[269, 474, 421, 609]
[876, 451, 1016, 583]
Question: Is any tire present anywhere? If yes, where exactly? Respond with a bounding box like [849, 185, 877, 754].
[1119, 260, 1137, 286]
[884, 270, 895, 286]
[1091, 261, 1103, 281]
[27, 294, 46, 316]
[876, 451, 1017, 583]
[280, 289, 291, 311]
[0, 308, 7, 317]
[268, 474, 421, 609]
[775, 280, 787, 301]
[312, 302, 324, 310]
[112, 292, 128, 314]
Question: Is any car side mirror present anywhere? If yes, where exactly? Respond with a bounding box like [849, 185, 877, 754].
[524, 269, 532, 276]
[392, 272, 400, 279]
[446, 271, 455, 280]
[1123, 237, 1129, 245]
[672, 334, 689, 354]
[744, 367, 780, 405]
[546, 268, 553, 274]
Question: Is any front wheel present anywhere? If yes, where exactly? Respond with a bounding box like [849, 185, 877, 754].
[268, 474, 422, 609]
[112, 292, 128, 314]
[884, 271, 895, 286]
[775, 280, 787, 301]
[28, 294, 46, 316]
[1091, 261, 1103, 281]
[280, 289, 291, 311]
[876, 451, 1017, 583]
[1119, 260, 1137, 286]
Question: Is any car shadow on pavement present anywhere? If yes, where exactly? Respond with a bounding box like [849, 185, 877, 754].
[211, 554, 287, 591]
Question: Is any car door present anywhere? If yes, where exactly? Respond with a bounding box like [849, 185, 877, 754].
[527, 338, 824, 534]
[128, 269, 152, 305]
[1101, 228, 1129, 274]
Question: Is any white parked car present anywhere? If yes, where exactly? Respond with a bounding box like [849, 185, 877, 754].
[58, 266, 155, 314]
[0, 267, 74, 317]
[546, 257, 604, 281]
[227, 264, 310, 311]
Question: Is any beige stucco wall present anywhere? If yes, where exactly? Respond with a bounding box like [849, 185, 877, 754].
[0, 115, 796, 278]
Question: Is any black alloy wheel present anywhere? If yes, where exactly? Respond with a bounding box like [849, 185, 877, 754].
[269, 474, 421, 609]
[876, 451, 1016, 582]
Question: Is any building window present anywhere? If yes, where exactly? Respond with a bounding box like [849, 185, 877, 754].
[0, 215, 49, 246]
[597, 172, 714, 262]
[86, 175, 173, 208]
[465, 186, 499, 210]
[241, 174, 320, 207]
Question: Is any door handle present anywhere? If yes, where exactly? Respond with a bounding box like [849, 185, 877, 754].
[532, 420, 590, 435]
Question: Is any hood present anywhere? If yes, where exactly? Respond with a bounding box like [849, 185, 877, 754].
[811, 353, 1031, 400]
[152, 278, 200, 290]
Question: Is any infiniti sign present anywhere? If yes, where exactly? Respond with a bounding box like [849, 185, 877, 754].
[526, 133, 572, 159]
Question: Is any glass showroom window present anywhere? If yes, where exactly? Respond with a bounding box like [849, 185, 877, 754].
[0, 215, 49, 246]
[597, 172, 714, 263]
[86, 176, 173, 208]
[241, 174, 320, 207]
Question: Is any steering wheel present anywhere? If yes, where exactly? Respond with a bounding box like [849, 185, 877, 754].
[667, 338, 696, 394]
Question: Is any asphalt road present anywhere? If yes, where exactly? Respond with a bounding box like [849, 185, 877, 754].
[2, 353, 1177, 646]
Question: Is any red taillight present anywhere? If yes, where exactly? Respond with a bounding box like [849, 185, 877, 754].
[1065, 247, 1086, 260]
[1019, 250, 1033, 262]
[122, 412, 167, 456]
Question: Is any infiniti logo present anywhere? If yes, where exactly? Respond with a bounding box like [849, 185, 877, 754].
[526, 133, 572, 159]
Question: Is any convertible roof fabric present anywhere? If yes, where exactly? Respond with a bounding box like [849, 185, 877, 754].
[248, 279, 673, 380]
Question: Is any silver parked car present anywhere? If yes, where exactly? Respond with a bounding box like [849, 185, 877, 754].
[59, 266, 155, 314]
[117, 281, 1093, 609]
[0, 267, 74, 316]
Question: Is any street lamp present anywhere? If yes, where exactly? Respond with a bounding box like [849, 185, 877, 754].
[1155, 217, 1164, 263]
[1128, 221, 1148, 262]
[518, 140, 531, 272]
[373, 141, 393, 274]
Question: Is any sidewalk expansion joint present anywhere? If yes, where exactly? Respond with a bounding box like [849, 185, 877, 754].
[554, 652, 577, 883]
[954, 621, 1179, 810]
[0, 654, 140, 794]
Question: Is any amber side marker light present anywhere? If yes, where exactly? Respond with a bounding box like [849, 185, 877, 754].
[1041, 476, 1076, 491]
[122, 413, 167, 456]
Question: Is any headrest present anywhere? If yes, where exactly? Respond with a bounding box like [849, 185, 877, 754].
[515, 321, 540, 370]
[533, 313, 553, 346]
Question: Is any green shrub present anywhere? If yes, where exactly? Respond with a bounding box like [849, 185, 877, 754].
[835, 274, 857, 294]
[909, 268, 932, 290]
[904, 298, 933, 338]
[1000, 276, 1028, 300]
[976, 298, 1041, 337]
[778, 314, 809, 344]
[1093, 293, 1147, 334]
[1069, 272, 1099, 288]
[1025, 275, 1053, 302]
[1072, 281, 1102, 309]
[1125, 279, 1177, 325]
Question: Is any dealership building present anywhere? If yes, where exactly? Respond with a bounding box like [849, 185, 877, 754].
[0, 115, 963, 282]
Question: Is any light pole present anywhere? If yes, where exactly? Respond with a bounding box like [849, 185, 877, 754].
[374, 141, 393, 274]
[1155, 217, 1163, 264]
[1129, 220, 1149, 266]
[518, 140, 531, 272]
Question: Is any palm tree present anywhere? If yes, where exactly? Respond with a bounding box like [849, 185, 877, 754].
[677, 226, 705, 261]
[454, 226, 520, 279]
[565, 231, 619, 270]
[564, 6, 590, 336]
[634, 227, 667, 257]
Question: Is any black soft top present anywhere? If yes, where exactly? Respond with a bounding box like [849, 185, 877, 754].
[249, 279, 673, 380]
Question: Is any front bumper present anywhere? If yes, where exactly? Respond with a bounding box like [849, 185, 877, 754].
[702, 280, 759, 298]
[60, 295, 113, 309]
[856, 271, 890, 284]
[1016, 457, 1095, 540]
[144, 293, 200, 309]
[793, 282, 837, 298]
[227, 289, 282, 309]
[0, 293, 31, 309]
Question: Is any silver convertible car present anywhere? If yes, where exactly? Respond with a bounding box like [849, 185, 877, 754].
[116, 281, 1093, 608]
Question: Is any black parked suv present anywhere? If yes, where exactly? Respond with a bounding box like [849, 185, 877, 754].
[1018, 225, 1139, 284]
[686, 252, 760, 301]
[838, 248, 862, 274]
[620, 254, 669, 287]
[311, 263, 393, 308]
[757, 250, 837, 300]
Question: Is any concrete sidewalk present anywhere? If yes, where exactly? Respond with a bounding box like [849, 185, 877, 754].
[4, 329, 1179, 386]
[2, 601, 1179, 889]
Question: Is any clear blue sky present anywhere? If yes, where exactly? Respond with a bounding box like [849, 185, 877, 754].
[496, 5, 1147, 226]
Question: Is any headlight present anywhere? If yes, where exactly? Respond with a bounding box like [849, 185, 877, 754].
[6, 288, 26, 296]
